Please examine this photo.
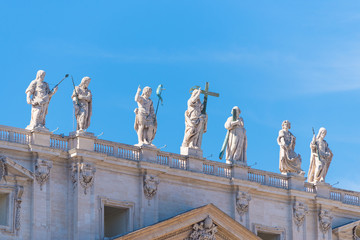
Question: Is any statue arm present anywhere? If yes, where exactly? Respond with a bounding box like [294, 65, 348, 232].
[25, 81, 36, 104]
[135, 86, 142, 103]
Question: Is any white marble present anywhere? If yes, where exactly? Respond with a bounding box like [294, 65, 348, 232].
[182, 89, 207, 150]
[25, 70, 58, 131]
[277, 120, 303, 175]
[224, 106, 247, 164]
[134, 86, 157, 146]
[72, 77, 92, 132]
[308, 127, 333, 184]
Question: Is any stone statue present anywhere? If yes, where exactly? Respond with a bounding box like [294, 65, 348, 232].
[72, 77, 92, 132]
[277, 120, 303, 175]
[224, 106, 247, 164]
[182, 88, 207, 149]
[308, 127, 333, 184]
[26, 70, 58, 131]
[134, 86, 157, 146]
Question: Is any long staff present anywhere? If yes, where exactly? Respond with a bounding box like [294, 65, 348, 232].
[51, 74, 69, 92]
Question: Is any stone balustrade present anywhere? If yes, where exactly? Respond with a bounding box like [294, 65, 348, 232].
[0, 124, 359, 207]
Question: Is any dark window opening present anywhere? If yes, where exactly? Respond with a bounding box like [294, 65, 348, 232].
[104, 205, 129, 238]
[257, 231, 281, 240]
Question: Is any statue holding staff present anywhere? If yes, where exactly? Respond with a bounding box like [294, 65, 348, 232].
[134, 86, 157, 146]
[221, 106, 247, 164]
[72, 76, 92, 132]
[277, 120, 303, 174]
[26, 70, 66, 131]
[308, 127, 333, 184]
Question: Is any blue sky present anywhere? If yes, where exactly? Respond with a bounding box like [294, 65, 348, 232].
[1, 1, 360, 191]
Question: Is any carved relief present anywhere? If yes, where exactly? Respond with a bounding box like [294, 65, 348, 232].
[319, 209, 333, 234]
[15, 186, 24, 231]
[186, 216, 218, 240]
[236, 191, 251, 220]
[71, 162, 96, 194]
[0, 157, 6, 182]
[143, 175, 159, 200]
[293, 201, 308, 230]
[35, 159, 52, 190]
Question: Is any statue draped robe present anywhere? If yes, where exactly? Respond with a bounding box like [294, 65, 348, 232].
[308, 138, 333, 183]
[72, 86, 92, 131]
[277, 129, 302, 174]
[225, 116, 247, 164]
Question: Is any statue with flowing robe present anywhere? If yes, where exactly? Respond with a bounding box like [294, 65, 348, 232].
[182, 89, 207, 149]
[277, 120, 303, 174]
[26, 70, 58, 131]
[72, 77, 92, 132]
[134, 86, 157, 146]
[308, 127, 333, 184]
[225, 106, 247, 164]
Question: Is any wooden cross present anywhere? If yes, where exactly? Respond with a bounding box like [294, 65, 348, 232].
[190, 82, 220, 114]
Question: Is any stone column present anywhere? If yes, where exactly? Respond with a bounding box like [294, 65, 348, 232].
[70, 159, 96, 240]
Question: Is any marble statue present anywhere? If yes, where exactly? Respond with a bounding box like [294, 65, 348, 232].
[277, 120, 303, 175]
[308, 127, 333, 184]
[182, 88, 207, 149]
[134, 86, 157, 146]
[72, 77, 92, 132]
[224, 106, 247, 164]
[26, 70, 58, 131]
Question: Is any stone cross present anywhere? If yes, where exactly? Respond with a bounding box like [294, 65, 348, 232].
[190, 82, 220, 114]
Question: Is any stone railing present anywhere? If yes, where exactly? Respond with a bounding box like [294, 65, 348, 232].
[0, 125, 31, 145]
[156, 152, 188, 170]
[330, 188, 360, 206]
[248, 168, 289, 189]
[94, 139, 140, 161]
[202, 160, 232, 178]
[304, 183, 316, 193]
[50, 134, 69, 151]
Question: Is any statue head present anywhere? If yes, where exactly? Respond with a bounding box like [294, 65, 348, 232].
[282, 120, 291, 130]
[142, 86, 152, 99]
[317, 127, 327, 140]
[232, 106, 241, 118]
[35, 70, 46, 82]
[191, 88, 201, 99]
[80, 77, 91, 88]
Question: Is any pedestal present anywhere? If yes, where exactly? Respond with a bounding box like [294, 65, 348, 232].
[137, 144, 159, 162]
[180, 146, 203, 158]
[31, 130, 51, 147]
[287, 172, 306, 191]
[69, 131, 96, 151]
[315, 182, 331, 198]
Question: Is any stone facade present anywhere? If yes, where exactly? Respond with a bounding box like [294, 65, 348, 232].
[0, 124, 360, 240]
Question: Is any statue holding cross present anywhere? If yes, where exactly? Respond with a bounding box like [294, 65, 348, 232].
[181, 82, 219, 157]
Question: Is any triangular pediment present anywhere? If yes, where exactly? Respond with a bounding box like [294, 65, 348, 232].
[114, 204, 260, 240]
[332, 219, 360, 240]
[0, 156, 34, 182]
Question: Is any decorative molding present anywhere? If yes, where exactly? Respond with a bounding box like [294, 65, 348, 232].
[143, 175, 159, 200]
[293, 201, 308, 230]
[186, 216, 218, 240]
[253, 223, 286, 240]
[319, 209, 333, 234]
[35, 159, 52, 190]
[79, 163, 96, 194]
[0, 157, 7, 182]
[15, 186, 24, 231]
[236, 191, 251, 220]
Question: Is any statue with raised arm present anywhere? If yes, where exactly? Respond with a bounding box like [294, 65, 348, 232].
[134, 86, 157, 146]
[72, 77, 92, 132]
[308, 127, 333, 184]
[182, 88, 208, 149]
[224, 106, 247, 164]
[26, 70, 58, 131]
[277, 120, 303, 175]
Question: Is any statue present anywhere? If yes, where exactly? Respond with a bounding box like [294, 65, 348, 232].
[134, 86, 157, 146]
[72, 77, 92, 132]
[277, 120, 303, 175]
[182, 88, 207, 149]
[308, 127, 333, 184]
[25, 70, 58, 131]
[223, 106, 247, 164]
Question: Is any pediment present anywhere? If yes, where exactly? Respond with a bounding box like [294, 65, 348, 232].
[332, 220, 360, 240]
[115, 204, 260, 240]
[0, 156, 34, 182]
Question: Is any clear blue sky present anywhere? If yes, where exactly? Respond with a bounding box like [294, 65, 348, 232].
[1, 1, 360, 191]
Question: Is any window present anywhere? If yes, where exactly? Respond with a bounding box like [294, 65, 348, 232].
[0, 193, 9, 226]
[104, 206, 129, 238]
[99, 197, 135, 239]
[257, 231, 281, 240]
